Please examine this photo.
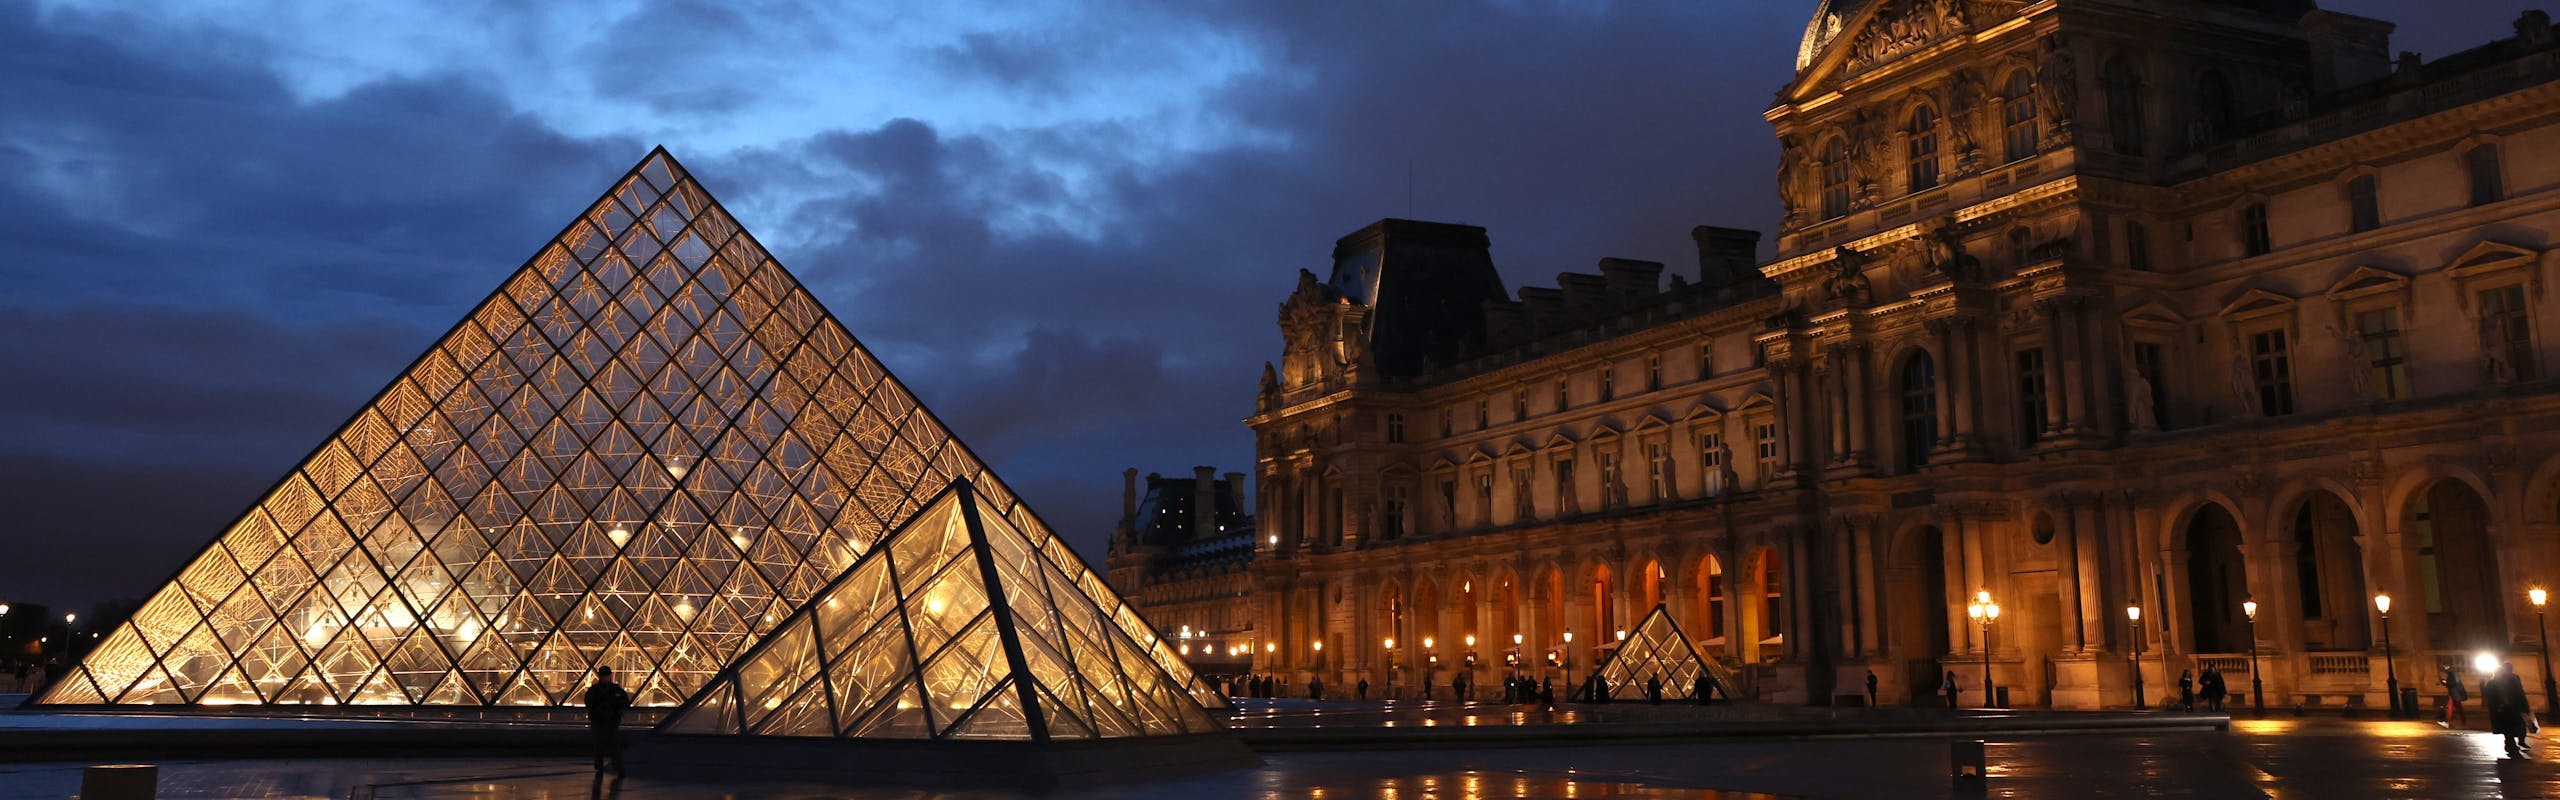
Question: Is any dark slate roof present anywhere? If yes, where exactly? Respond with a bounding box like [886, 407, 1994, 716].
[1329, 219, 1511, 378]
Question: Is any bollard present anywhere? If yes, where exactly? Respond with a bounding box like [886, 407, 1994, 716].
[83, 764, 158, 800]
[1948, 739, 1986, 785]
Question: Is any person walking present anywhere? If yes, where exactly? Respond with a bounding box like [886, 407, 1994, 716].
[1308, 676, 1323, 700]
[1866, 670, 1880, 708]
[2178, 669, 2196, 712]
[1942, 670, 1960, 709]
[2443, 666, 2472, 728]
[2489, 661, 2534, 758]
[1539, 678, 1555, 710]
[2208, 666, 2229, 712]
[1646, 675, 1663, 704]
[1695, 673, 1714, 706]
[583, 666, 631, 777]
[1357, 677, 1370, 702]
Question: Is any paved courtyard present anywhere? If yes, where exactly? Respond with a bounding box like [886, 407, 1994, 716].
[5, 717, 2560, 798]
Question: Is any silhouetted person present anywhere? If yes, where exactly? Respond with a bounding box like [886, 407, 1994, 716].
[1646, 675, 1663, 704]
[2178, 669, 2195, 712]
[2202, 666, 2226, 712]
[1942, 670, 1960, 709]
[2444, 666, 2472, 728]
[1695, 673, 1713, 705]
[1866, 670, 1879, 707]
[584, 666, 630, 777]
[1357, 677, 1370, 702]
[1308, 677, 1323, 700]
[1457, 673, 1471, 701]
[2489, 661, 2533, 758]
[1539, 679, 1555, 709]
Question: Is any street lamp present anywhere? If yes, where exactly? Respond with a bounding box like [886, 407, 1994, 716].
[2242, 599, 2263, 714]
[2533, 588, 2556, 716]
[2377, 593, 2400, 718]
[1563, 629, 1576, 701]
[1967, 590, 2000, 708]
[2127, 605, 2147, 710]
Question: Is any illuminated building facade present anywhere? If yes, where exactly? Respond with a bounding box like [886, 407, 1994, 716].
[1105, 468, 1257, 677]
[1250, 2, 2560, 709]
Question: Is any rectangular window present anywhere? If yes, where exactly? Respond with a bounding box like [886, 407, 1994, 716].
[1440, 407, 1453, 437]
[1476, 397, 1490, 428]
[1554, 375, 1569, 411]
[1698, 432, 1726, 496]
[2251, 329, 2296, 416]
[1386, 412, 1406, 443]
[1697, 340, 1715, 380]
[2480, 284, 2538, 381]
[1439, 480, 1457, 527]
[2125, 220, 2151, 271]
[1514, 387, 1528, 421]
[1512, 465, 1535, 520]
[2347, 175, 2380, 234]
[2468, 145, 2505, 206]
[1646, 354, 1662, 391]
[1645, 443, 1670, 503]
[1598, 457, 1621, 509]
[1599, 365, 1616, 401]
[2241, 203, 2271, 257]
[1753, 420, 1781, 484]
[1554, 459, 1576, 513]
[2355, 308, 2408, 402]
[1475, 472, 1494, 519]
[2016, 348, 2048, 443]
[2132, 342, 2169, 430]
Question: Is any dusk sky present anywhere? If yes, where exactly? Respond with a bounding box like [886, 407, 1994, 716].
[2, 0, 2542, 608]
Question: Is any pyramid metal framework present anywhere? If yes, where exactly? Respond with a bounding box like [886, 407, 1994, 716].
[37, 149, 1223, 713]
[1594, 604, 1714, 701]
[660, 480, 1220, 740]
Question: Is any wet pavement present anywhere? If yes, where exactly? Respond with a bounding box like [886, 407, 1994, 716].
[5, 718, 2560, 798]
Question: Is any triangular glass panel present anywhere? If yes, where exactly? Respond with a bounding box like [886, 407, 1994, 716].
[1593, 604, 1720, 701]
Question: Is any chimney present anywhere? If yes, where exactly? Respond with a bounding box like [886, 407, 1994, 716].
[1193, 466, 1217, 540]
[2303, 11, 2395, 94]
[1691, 226, 1763, 288]
[1224, 472, 1248, 534]
[1122, 468, 1140, 521]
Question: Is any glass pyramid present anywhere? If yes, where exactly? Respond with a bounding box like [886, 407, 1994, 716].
[36, 149, 1223, 713]
[659, 480, 1221, 740]
[1594, 604, 1717, 701]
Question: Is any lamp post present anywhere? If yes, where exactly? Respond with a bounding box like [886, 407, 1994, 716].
[2534, 588, 2557, 717]
[1967, 590, 2000, 708]
[1562, 630, 1575, 702]
[2376, 593, 2400, 718]
[2242, 599, 2263, 714]
[2127, 605, 2147, 710]
[1384, 637, 1398, 699]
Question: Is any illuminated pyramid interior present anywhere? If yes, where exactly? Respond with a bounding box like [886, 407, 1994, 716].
[1594, 604, 1719, 701]
[661, 480, 1220, 740]
[38, 149, 1222, 717]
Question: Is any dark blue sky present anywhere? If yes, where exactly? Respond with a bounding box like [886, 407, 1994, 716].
[0, 0, 2540, 607]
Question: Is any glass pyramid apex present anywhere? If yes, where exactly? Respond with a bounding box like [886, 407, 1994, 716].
[1594, 604, 1720, 701]
[658, 480, 1222, 740]
[36, 149, 1222, 714]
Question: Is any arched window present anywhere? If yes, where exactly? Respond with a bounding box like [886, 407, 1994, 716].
[2104, 57, 2146, 156]
[1821, 138, 1853, 220]
[2195, 69, 2234, 145]
[1898, 351, 1938, 470]
[2003, 70, 2039, 162]
[1906, 106, 1940, 192]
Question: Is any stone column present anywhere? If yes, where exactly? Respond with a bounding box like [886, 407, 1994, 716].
[1856, 520, 1882, 656]
[2055, 500, 2086, 651]
[1947, 319, 1979, 446]
[2039, 302, 2073, 435]
[1930, 320, 1959, 448]
[1842, 345, 1871, 466]
[1772, 361, 1805, 479]
[2074, 500, 2110, 650]
[2052, 299, 2091, 434]
[1946, 515, 1975, 653]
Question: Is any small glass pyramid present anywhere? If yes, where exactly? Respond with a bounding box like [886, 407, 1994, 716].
[36, 149, 1223, 713]
[1594, 604, 1718, 701]
[659, 480, 1221, 740]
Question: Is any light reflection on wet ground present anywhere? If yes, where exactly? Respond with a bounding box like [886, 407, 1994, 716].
[8, 718, 2560, 798]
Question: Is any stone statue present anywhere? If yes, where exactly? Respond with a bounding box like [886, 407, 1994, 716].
[2229, 353, 2259, 418]
[1776, 135, 1804, 223]
[1258, 362, 1282, 412]
[2124, 366, 2158, 433]
[1849, 109, 1891, 196]
[1923, 218, 1979, 282]
[1825, 247, 1874, 306]
[1946, 70, 1983, 160]
[2328, 324, 2371, 400]
[2039, 37, 2078, 130]
[2485, 338, 2519, 385]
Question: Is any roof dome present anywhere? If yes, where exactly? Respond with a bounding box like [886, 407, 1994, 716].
[1798, 0, 1872, 72]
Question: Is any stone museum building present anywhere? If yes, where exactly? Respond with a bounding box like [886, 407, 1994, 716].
[1104, 468, 1259, 678]
[1239, 1, 2560, 708]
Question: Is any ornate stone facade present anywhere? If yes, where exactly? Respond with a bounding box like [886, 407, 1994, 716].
[1105, 468, 1257, 678]
[1246, 2, 2560, 709]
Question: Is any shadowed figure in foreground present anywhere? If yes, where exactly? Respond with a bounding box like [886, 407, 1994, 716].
[585, 666, 630, 777]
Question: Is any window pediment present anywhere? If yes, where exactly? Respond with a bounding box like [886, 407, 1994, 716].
[2120, 299, 2185, 331]
[2218, 287, 2298, 323]
[2323, 265, 2413, 305]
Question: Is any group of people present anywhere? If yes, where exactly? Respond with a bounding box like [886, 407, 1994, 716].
[2173, 666, 2233, 712]
[2451, 662, 2540, 759]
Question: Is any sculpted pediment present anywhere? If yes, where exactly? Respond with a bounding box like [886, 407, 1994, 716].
[1788, 0, 2029, 98]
